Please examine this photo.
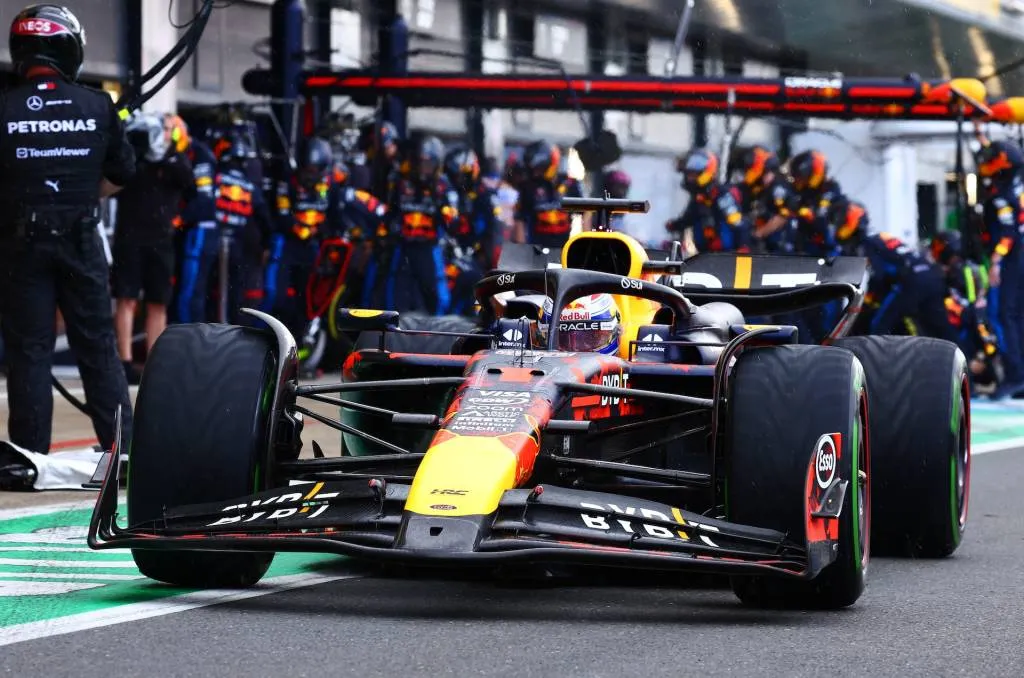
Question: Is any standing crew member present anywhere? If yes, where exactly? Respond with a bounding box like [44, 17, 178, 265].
[734, 145, 797, 253]
[0, 4, 136, 454]
[667, 148, 752, 253]
[384, 135, 458, 314]
[112, 111, 193, 383]
[512, 140, 585, 248]
[173, 119, 218, 323]
[789, 149, 843, 256]
[975, 139, 1024, 398]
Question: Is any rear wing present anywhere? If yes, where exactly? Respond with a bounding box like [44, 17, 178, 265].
[671, 253, 869, 293]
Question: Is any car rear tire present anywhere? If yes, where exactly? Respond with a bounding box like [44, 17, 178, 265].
[128, 323, 277, 588]
[727, 345, 869, 609]
[833, 335, 969, 557]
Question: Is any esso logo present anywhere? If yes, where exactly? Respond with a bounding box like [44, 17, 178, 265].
[814, 433, 839, 489]
[620, 278, 643, 291]
[496, 273, 515, 287]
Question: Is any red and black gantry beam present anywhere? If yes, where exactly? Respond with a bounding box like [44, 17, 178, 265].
[242, 68, 1024, 124]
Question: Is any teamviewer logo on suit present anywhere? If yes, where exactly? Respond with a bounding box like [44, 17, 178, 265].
[26, 95, 43, 111]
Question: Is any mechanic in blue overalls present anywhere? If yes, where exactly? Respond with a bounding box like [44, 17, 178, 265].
[383, 135, 459, 315]
[930, 229, 1001, 390]
[174, 126, 225, 323]
[975, 139, 1024, 398]
[849, 229, 958, 344]
[264, 137, 346, 338]
[444, 145, 502, 316]
[359, 123, 405, 309]
[666, 148, 752, 253]
[734, 145, 798, 254]
[512, 140, 585, 248]
[788, 150, 846, 340]
[206, 129, 274, 325]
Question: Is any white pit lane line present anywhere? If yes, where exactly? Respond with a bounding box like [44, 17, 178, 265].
[0, 571, 361, 648]
[0, 435, 1022, 647]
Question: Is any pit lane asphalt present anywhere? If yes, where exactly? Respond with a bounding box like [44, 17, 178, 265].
[3, 447, 1023, 677]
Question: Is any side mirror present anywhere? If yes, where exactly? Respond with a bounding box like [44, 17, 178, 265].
[334, 308, 400, 333]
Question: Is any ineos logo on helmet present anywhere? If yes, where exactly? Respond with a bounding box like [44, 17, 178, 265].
[9, 4, 87, 81]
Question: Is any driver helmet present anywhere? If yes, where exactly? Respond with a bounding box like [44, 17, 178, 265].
[542, 293, 622, 354]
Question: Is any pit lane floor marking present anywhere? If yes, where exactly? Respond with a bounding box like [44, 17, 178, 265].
[0, 420, 1021, 647]
[0, 503, 358, 647]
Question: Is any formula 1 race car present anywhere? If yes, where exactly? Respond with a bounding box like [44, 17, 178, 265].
[88, 198, 970, 610]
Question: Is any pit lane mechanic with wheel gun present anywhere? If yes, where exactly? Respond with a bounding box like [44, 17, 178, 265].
[667, 148, 752, 253]
[0, 4, 136, 455]
[789, 149, 843, 257]
[382, 134, 459, 315]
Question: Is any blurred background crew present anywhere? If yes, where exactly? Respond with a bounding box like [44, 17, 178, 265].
[264, 136, 345, 339]
[172, 117, 218, 323]
[975, 139, 1024, 399]
[513, 140, 585, 247]
[384, 134, 458, 314]
[112, 112, 194, 384]
[789, 149, 843, 257]
[667, 148, 751, 253]
[209, 127, 273, 324]
[734, 145, 797, 253]
[602, 169, 633, 234]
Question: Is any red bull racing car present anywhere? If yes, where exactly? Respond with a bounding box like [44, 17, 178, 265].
[88, 198, 970, 609]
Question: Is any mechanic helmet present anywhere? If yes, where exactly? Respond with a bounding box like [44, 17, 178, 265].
[298, 136, 334, 188]
[9, 4, 86, 81]
[164, 114, 191, 154]
[542, 294, 622, 354]
[603, 169, 631, 199]
[525, 140, 562, 182]
[505, 147, 528, 187]
[827, 196, 869, 246]
[678, 149, 719, 194]
[444, 145, 481, 191]
[930, 229, 964, 265]
[125, 112, 167, 162]
[735, 145, 780, 189]
[216, 128, 255, 166]
[360, 121, 401, 157]
[789, 150, 829, 191]
[975, 140, 1024, 180]
[407, 135, 445, 182]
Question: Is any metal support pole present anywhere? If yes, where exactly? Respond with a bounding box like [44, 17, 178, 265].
[270, 0, 306, 182]
[692, 38, 708, 148]
[218, 230, 231, 324]
[463, 0, 486, 158]
[123, 0, 143, 106]
[587, 10, 607, 194]
[312, 0, 334, 126]
[377, 0, 408, 138]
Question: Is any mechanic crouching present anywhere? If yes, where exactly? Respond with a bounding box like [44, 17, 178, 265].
[667, 148, 752, 253]
[112, 112, 194, 384]
[0, 4, 135, 454]
[383, 135, 459, 314]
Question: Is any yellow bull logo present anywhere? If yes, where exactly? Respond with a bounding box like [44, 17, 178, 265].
[221, 184, 251, 202]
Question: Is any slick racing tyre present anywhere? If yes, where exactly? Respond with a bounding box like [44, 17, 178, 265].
[727, 345, 869, 609]
[833, 335, 969, 557]
[128, 324, 277, 588]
